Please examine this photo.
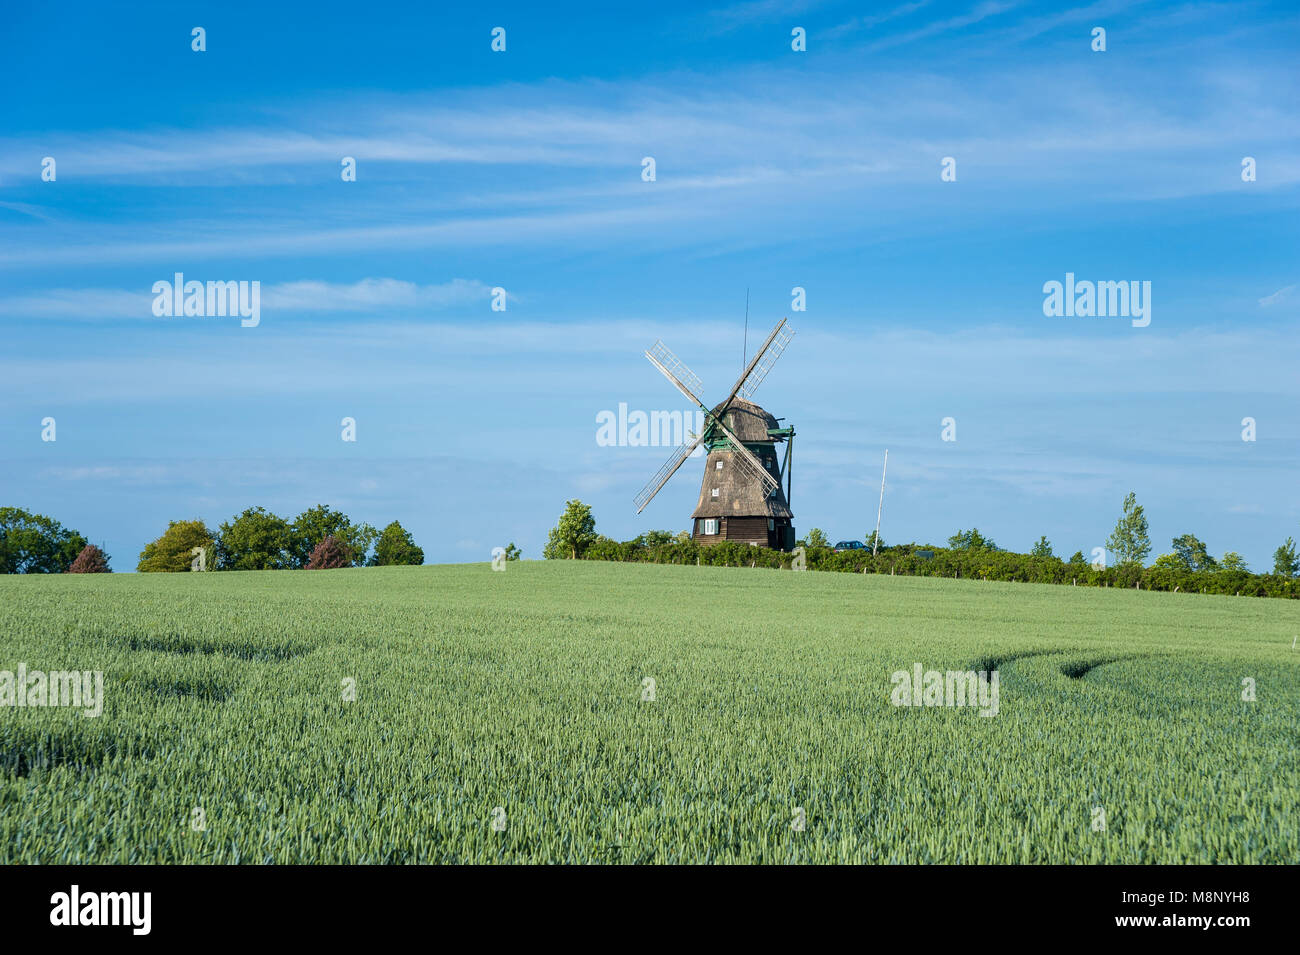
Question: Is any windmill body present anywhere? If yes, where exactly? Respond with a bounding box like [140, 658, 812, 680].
[634, 319, 797, 551]
[690, 398, 795, 549]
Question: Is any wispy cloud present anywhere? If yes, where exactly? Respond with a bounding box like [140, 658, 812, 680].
[863, 0, 1019, 52]
[1258, 284, 1296, 307]
[826, 1, 933, 40]
[0, 278, 493, 320]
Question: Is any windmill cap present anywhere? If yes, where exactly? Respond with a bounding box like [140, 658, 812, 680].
[709, 397, 781, 442]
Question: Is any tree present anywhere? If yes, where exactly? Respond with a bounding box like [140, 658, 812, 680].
[804, 528, 829, 548]
[1068, 550, 1086, 566]
[1030, 536, 1054, 558]
[503, 542, 521, 561]
[0, 507, 88, 574]
[289, 505, 377, 568]
[864, 530, 885, 552]
[137, 519, 215, 572]
[1169, 533, 1215, 572]
[1273, 537, 1299, 577]
[1105, 492, 1150, 566]
[68, 544, 112, 573]
[371, 521, 424, 566]
[948, 528, 997, 551]
[543, 500, 597, 560]
[1219, 552, 1249, 573]
[216, 507, 293, 570]
[306, 536, 351, 569]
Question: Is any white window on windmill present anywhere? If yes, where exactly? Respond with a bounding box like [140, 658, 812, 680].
[711, 488, 720, 498]
[715, 460, 723, 470]
[703, 518, 719, 535]
[764, 458, 773, 470]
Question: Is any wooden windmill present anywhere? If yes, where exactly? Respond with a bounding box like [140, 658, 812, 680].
[633, 318, 796, 550]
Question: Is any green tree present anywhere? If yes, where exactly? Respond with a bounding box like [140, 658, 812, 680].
[948, 528, 997, 551]
[137, 519, 216, 572]
[1169, 533, 1216, 572]
[289, 505, 377, 568]
[372, 521, 424, 566]
[503, 542, 521, 561]
[1106, 492, 1151, 566]
[1068, 550, 1086, 565]
[543, 500, 597, 560]
[1273, 537, 1299, 577]
[1030, 535, 1054, 558]
[864, 530, 885, 552]
[805, 528, 829, 548]
[1219, 552, 1248, 573]
[0, 507, 88, 574]
[216, 507, 293, 570]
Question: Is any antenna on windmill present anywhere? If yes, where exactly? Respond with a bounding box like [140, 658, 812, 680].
[742, 287, 750, 372]
[873, 449, 888, 556]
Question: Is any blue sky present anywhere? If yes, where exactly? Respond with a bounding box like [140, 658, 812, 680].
[1, 0, 1297, 570]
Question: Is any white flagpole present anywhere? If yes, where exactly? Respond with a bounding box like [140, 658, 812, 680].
[873, 449, 888, 556]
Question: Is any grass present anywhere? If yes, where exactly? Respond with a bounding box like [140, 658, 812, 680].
[1, 561, 1297, 863]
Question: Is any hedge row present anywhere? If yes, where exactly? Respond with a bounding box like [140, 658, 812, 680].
[580, 538, 1300, 599]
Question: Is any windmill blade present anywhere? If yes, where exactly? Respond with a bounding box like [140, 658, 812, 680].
[717, 318, 794, 414]
[634, 433, 706, 513]
[645, 340, 706, 409]
[711, 416, 779, 493]
[737, 319, 793, 401]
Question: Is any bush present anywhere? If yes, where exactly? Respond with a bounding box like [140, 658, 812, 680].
[67, 544, 112, 573]
[570, 534, 1300, 600]
[306, 536, 350, 570]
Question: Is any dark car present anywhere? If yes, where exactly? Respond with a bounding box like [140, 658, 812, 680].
[832, 540, 866, 553]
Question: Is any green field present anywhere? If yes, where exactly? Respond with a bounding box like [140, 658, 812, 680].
[1, 561, 1296, 864]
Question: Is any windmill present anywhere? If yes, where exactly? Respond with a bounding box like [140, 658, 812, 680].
[633, 318, 797, 550]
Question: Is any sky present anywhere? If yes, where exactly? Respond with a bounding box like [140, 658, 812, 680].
[1, 0, 1297, 570]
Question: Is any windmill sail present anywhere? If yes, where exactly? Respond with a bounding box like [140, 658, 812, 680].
[634, 433, 705, 513]
[737, 320, 793, 400]
[645, 340, 705, 406]
[715, 318, 793, 417]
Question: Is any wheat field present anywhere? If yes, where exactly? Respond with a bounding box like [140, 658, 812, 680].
[1, 561, 1296, 863]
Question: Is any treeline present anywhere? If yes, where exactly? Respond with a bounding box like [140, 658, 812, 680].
[542, 498, 1300, 600]
[0, 505, 425, 573]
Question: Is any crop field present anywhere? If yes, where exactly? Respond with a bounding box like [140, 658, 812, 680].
[1, 561, 1297, 864]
